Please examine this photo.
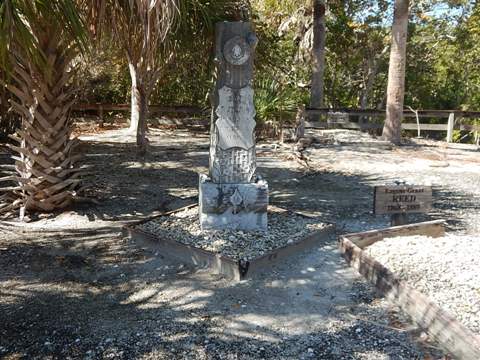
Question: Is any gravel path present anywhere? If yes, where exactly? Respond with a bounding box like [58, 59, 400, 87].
[366, 234, 480, 336]
[137, 206, 328, 260]
[300, 130, 480, 234]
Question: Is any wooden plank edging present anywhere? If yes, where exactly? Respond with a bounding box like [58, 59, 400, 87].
[339, 223, 480, 360]
[344, 220, 445, 249]
[125, 205, 334, 280]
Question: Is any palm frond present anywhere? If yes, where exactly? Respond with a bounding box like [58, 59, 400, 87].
[0, 0, 88, 73]
[175, 0, 238, 37]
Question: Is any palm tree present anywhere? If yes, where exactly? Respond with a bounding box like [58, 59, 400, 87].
[102, 0, 233, 154]
[382, 0, 410, 144]
[100, 0, 177, 154]
[0, 1, 94, 216]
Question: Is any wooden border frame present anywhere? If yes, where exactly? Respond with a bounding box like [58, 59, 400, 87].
[339, 220, 480, 360]
[124, 205, 335, 281]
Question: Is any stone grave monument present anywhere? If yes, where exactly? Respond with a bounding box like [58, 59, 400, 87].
[199, 21, 268, 231]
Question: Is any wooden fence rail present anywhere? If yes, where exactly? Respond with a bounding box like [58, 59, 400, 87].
[72, 104, 204, 114]
[305, 107, 480, 118]
[72, 103, 205, 122]
[304, 107, 480, 143]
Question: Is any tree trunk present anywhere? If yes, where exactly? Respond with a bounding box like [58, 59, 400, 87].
[382, 0, 410, 145]
[359, 56, 379, 128]
[128, 62, 149, 154]
[1, 44, 82, 216]
[135, 87, 148, 155]
[360, 45, 388, 111]
[129, 86, 139, 134]
[129, 62, 140, 133]
[360, 58, 375, 110]
[310, 0, 326, 110]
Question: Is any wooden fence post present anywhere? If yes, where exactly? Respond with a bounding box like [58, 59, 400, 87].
[475, 119, 479, 146]
[294, 105, 306, 141]
[98, 105, 104, 128]
[447, 112, 455, 143]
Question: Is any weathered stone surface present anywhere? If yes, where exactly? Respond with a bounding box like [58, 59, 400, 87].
[210, 147, 256, 184]
[199, 174, 268, 231]
[223, 36, 251, 65]
[201, 21, 268, 231]
[215, 86, 256, 151]
[209, 22, 258, 184]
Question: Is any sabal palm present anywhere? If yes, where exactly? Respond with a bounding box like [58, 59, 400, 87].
[102, 0, 178, 153]
[101, 0, 234, 153]
[0, 0, 90, 215]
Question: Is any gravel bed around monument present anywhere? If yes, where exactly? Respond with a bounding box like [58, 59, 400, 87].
[365, 234, 480, 335]
[136, 206, 329, 261]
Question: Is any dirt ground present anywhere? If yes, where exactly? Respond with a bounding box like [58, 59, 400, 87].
[1, 126, 479, 359]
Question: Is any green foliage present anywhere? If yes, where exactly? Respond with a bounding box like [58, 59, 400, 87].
[0, 0, 88, 73]
[0, 71, 20, 141]
[150, 47, 214, 106]
[251, 2, 308, 125]
[152, 0, 240, 106]
[254, 77, 302, 126]
[72, 0, 480, 140]
[76, 42, 130, 104]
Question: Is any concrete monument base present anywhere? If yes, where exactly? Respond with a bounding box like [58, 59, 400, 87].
[198, 174, 268, 231]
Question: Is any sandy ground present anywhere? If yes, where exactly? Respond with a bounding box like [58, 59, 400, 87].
[1, 127, 479, 359]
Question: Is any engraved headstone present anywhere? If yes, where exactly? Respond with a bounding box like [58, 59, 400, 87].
[199, 22, 268, 231]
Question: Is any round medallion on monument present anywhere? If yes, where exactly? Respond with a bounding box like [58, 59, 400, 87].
[223, 36, 250, 65]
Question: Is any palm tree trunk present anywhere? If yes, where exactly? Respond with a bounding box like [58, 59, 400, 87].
[128, 62, 149, 154]
[310, 0, 326, 110]
[1, 46, 82, 215]
[382, 0, 410, 145]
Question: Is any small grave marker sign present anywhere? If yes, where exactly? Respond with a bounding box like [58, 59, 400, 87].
[374, 185, 432, 215]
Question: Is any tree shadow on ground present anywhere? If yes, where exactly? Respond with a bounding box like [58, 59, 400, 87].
[0, 132, 468, 358]
[3, 128, 473, 232]
[0, 224, 434, 359]
[73, 136, 386, 227]
[73, 138, 208, 222]
[432, 188, 480, 232]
